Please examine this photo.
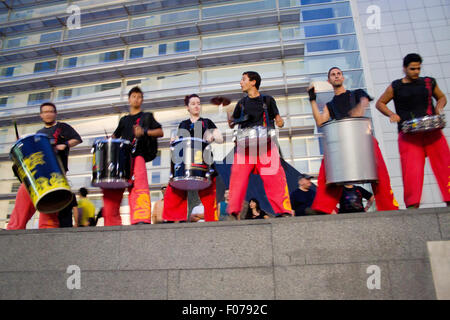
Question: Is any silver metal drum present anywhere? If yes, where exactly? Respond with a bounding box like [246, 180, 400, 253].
[321, 117, 378, 185]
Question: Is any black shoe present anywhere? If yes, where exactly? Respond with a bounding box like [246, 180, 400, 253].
[134, 222, 150, 225]
[274, 213, 291, 218]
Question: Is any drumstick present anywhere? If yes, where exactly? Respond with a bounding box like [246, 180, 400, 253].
[13, 120, 19, 140]
[104, 129, 108, 139]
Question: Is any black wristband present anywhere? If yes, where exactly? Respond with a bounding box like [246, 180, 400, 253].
[308, 87, 316, 101]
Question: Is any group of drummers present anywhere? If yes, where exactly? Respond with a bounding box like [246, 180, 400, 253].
[6, 53, 450, 230]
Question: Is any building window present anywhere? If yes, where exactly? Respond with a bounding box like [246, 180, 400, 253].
[152, 151, 161, 166]
[101, 50, 124, 62]
[130, 47, 144, 59]
[175, 41, 190, 53]
[34, 60, 57, 73]
[159, 44, 167, 55]
[63, 57, 78, 68]
[0, 67, 15, 77]
[28, 91, 51, 105]
[0, 97, 8, 107]
[152, 172, 161, 184]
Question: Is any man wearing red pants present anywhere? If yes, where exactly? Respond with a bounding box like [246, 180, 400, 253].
[163, 94, 223, 222]
[7, 102, 82, 229]
[227, 71, 292, 219]
[102, 86, 163, 226]
[308, 67, 399, 214]
[376, 53, 450, 208]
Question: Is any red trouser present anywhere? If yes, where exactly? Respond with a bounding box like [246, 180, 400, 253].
[163, 177, 218, 222]
[398, 130, 450, 207]
[7, 183, 59, 229]
[227, 143, 292, 215]
[311, 136, 399, 214]
[102, 155, 152, 226]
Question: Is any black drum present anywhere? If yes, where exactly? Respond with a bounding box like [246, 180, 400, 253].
[91, 138, 132, 189]
[169, 137, 213, 190]
[9, 133, 73, 213]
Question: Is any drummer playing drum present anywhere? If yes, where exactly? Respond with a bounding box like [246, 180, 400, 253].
[376, 53, 450, 208]
[308, 67, 399, 214]
[162, 94, 223, 222]
[102, 86, 163, 226]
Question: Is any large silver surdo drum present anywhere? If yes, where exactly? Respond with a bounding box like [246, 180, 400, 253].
[321, 117, 378, 185]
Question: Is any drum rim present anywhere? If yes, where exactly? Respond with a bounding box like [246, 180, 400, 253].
[170, 176, 210, 183]
[93, 138, 132, 145]
[320, 116, 371, 128]
[34, 186, 73, 213]
[10, 133, 50, 150]
[171, 137, 207, 145]
[92, 178, 131, 185]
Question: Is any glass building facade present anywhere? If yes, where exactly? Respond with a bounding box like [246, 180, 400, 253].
[0, 0, 368, 228]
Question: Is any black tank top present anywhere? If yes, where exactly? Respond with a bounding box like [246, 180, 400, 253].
[392, 77, 436, 132]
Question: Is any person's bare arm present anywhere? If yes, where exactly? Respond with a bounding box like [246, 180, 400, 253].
[349, 97, 369, 117]
[433, 83, 447, 115]
[376, 85, 401, 123]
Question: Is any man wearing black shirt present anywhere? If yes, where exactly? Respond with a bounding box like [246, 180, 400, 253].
[308, 67, 399, 214]
[290, 175, 316, 216]
[102, 86, 163, 226]
[339, 185, 374, 214]
[226, 71, 292, 219]
[7, 102, 82, 229]
[163, 94, 223, 222]
[376, 53, 449, 208]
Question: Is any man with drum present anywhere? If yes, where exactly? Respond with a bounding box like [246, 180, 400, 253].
[308, 67, 399, 214]
[226, 71, 292, 219]
[163, 94, 223, 222]
[376, 53, 450, 208]
[7, 102, 82, 229]
[102, 86, 163, 225]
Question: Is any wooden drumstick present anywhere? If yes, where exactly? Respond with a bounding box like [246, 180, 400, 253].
[13, 120, 19, 140]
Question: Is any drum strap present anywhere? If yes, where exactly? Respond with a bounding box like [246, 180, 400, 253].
[424, 77, 433, 115]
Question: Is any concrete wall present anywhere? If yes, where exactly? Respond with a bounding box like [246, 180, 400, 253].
[352, 0, 450, 208]
[0, 208, 449, 300]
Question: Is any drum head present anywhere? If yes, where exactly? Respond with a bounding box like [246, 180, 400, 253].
[169, 178, 211, 190]
[92, 179, 131, 189]
[36, 189, 73, 214]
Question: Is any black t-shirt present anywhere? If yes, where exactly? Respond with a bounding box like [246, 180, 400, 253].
[58, 193, 78, 227]
[245, 210, 269, 220]
[290, 188, 316, 216]
[37, 122, 82, 172]
[232, 95, 279, 129]
[177, 117, 217, 140]
[113, 111, 161, 158]
[326, 89, 373, 120]
[392, 77, 437, 132]
[339, 186, 373, 214]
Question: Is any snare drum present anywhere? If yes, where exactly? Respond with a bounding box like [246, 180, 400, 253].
[401, 114, 446, 134]
[91, 138, 133, 189]
[169, 137, 213, 190]
[9, 133, 73, 213]
[234, 126, 276, 147]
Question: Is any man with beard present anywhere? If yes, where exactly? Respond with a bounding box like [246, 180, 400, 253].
[307, 67, 399, 214]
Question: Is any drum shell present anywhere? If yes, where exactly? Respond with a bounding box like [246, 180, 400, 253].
[91, 139, 133, 189]
[321, 117, 378, 185]
[9, 134, 73, 213]
[169, 137, 212, 190]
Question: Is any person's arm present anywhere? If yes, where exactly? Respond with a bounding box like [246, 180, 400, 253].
[376, 85, 401, 123]
[365, 195, 375, 212]
[135, 114, 164, 138]
[308, 86, 330, 127]
[433, 83, 447, 115]
[72, 206, 79, 227]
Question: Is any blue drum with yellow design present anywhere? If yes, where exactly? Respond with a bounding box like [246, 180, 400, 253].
[10, 134, 73, 213]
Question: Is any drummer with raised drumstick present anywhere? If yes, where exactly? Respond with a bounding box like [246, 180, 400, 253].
[102, 86, 163, 226]
[308, 67, 399, 214]
[225, 71, 292, 219]
[376, 53, 450, 209]
[7, 102, 82, 229]
[163, 94, 223, 223]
